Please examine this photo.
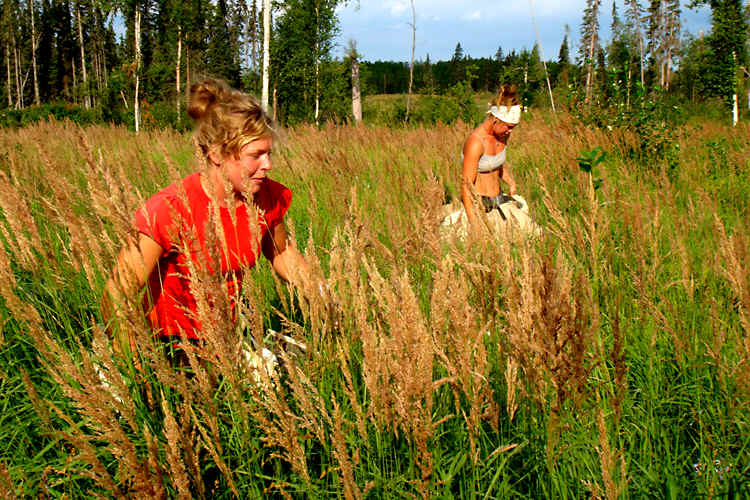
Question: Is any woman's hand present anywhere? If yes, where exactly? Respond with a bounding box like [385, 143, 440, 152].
[263, 222, 311, 289]
[461, 136, 483, 226]
[501, 164, 517, 196]
[102, 233, 163, 364]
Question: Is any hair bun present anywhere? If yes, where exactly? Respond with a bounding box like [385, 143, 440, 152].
[493, 83, 520, 109]
[188, 79, 231, 120]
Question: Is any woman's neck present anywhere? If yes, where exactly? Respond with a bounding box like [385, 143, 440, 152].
[201, 168, 249, 207]
[480, 119, 495, 136]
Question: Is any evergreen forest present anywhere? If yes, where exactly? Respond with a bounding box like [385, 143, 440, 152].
[0, 0, 749, 128]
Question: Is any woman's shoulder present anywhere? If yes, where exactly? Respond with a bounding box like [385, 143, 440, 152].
[138, 173, 204, 221]
[255, 178, 292, 228]
[135, 173, 203, 250]
[256, 178, 292, 210]
[463, 131, 484, 154]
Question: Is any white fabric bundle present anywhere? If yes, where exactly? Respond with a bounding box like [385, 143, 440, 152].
[487, 105, 521, 124]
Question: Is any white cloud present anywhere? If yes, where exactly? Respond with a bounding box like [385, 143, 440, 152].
[385, 0, 409, 16]
[463, 10, 481, 20]
[336, 0, 711, 61]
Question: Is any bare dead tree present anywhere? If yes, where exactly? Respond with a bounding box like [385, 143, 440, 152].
[347, 40, 362, 123]
[405, 0, 415, 123]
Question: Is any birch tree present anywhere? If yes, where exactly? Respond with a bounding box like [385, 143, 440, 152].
[646, 0, 680, 88]
[580, 0, 601, 101]
[134, 7, 141, 132]
[2, 0, 16, 107]
[405, 0, 415, 123]
[76, 0, 90, 108]
[625, 0, 645, 86]
[261, 0, 269, 112]
[29, 0, 40, 105]
[176, 25, 181, 120]
[272, 0, 341, 124]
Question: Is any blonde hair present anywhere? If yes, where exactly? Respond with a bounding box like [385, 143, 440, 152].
[188, 78, 273, 159]
[491, 83, 521, 109]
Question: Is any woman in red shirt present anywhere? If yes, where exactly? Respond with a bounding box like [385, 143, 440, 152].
[102, 79, 309, 362]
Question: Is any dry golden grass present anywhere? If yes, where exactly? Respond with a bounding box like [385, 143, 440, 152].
[0, 112, 748, 497]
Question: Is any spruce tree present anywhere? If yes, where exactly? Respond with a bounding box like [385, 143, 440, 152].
[452, 42, 464, 61]
[206, 0, 241, 87]
[558, 33, 570, 65]
[700, 0, 747, 105]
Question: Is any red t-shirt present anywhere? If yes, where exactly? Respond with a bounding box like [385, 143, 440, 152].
[134, 172, 292, 340]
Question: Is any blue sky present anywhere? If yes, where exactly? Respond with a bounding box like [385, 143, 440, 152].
[333, 0, 712, 62]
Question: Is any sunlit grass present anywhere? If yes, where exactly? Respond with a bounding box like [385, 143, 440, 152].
[0, 112, 748, 498]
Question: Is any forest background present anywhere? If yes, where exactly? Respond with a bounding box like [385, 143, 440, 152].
[0, 0, 748, 128]
[1, 0, 750, 498]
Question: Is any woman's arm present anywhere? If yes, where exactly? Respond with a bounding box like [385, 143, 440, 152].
[101, 233, 163, 361]
[461, 136, 483, 226]
[262, 222, 311, 290]
[500, 163, 517, 196]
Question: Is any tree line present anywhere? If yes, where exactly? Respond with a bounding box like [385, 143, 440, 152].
[0, 0, 748, 128]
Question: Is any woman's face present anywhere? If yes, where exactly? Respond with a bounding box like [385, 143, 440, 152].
[491, 118, 515, 141]
[212, 136, 273, 197]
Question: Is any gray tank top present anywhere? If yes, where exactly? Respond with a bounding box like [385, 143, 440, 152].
[462, 133, 506, 173]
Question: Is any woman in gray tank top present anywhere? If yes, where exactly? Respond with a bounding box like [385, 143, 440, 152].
[461, 84, 521, 228]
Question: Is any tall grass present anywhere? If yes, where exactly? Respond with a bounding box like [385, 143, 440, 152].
[0, 112, 748, 498]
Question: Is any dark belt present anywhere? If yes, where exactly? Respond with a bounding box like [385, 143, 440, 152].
[481, 192, 507, 219]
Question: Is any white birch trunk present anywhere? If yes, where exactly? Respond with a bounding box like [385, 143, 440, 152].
[5, 43, 11, 108]
[639, 36, 645, 86]
[176, 26, 182, 121]
[77, 3, 90, 108]
[103, 13, 111, 88]
[634, 0, 645, 87]
[405, 0, 415, 123]
[72, 56, 77, 101]
[261, 0, 270, 113]
[626, 65, 632, 108]
[351, 56, 362, 122]
[250, 0, 257, 71]
[93, 48, 101, 95]
[13, 38, 22, 109]
[134, 8, 141, 133]
[185, 47, 189, 104]
[29, 0, 40, 106]
[314, 3, 320, 126]
[244, 0, 250, 71]
[733, 92, 738, 126]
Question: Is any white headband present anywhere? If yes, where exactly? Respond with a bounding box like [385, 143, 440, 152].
[487, 105, 521, 125]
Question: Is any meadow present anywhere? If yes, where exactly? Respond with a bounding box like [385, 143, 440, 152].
[0, 107, 748, 498]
